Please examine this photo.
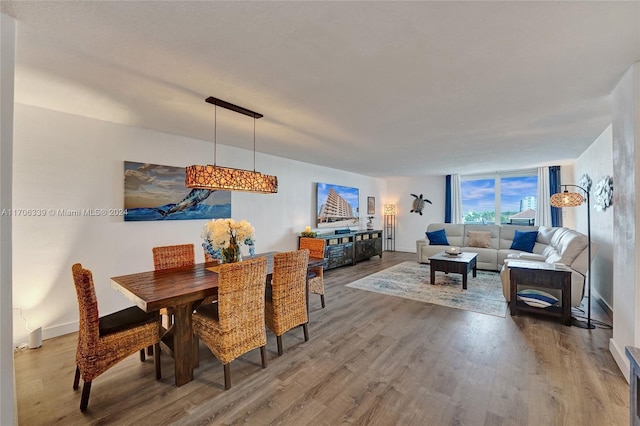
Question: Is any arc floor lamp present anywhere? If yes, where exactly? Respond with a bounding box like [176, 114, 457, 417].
[550, 184, 594, 329]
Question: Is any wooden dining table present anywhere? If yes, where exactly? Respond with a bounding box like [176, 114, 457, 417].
[110, 252, 324, 387]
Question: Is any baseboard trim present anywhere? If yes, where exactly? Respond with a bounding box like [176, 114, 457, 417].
[592, 290, 613, 319]
[610, 337, 630, 383]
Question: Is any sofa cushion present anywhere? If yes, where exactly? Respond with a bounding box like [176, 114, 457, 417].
[536, 226, 558, 244]
[426, 229, 449, 245]
[464, 224, 499, 249]
[467, 231, 492, 248]
[555, 230, 589, 265]
[510, 230, 538, 253]
[499, 224, 538, 249]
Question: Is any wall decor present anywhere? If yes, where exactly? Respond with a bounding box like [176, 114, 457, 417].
[593, 175, 613, 212]
[410, 193, 432, 215]
[124, 161, 231, 221]
[367, 196, 375, 215]
[579, 173, 592, 195]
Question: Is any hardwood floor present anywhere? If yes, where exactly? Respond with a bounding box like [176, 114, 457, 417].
[15, 252, 628, 425]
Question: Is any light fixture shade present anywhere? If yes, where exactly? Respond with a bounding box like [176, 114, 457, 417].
[383, 204, 397, 215]
[185, 164, 278, 193]
[550, 191, 583, 207]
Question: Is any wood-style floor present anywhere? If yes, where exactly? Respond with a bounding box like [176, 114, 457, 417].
[15, 252, 628, 425]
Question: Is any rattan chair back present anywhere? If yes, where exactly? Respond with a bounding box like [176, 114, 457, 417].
[192, 256, 268, 389]
[299, 237, 326, 306]
[152, 244, 195, 270]
[299, 237, 325, 259]
[266, 249, 310, 335]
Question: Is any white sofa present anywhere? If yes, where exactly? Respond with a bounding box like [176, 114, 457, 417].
[416, 223, 594, 307]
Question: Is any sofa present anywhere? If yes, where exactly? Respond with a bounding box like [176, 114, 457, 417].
[416, 223, 594, 307]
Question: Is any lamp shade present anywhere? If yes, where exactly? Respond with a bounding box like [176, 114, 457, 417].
[550, 191, 583, 208]
[185, 164, 278, 193]
[383, 204, 397, 215]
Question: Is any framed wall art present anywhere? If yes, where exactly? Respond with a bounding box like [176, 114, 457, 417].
[124, 161, 231, 221]
[367, 196, 375, 215]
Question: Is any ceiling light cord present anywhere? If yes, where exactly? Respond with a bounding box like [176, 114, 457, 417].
[253, 114, 256, 172]
[213, 105, 217, 166]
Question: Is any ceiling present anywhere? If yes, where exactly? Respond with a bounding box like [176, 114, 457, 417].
[2, 1, 639, 177]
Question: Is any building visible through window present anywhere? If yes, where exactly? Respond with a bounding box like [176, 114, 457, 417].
[461, 171, 538, 225]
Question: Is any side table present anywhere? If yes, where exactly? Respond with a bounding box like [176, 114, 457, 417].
[508, 260, 572, 326]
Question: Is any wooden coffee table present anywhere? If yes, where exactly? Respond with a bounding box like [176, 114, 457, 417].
[428, 252, 478, 290]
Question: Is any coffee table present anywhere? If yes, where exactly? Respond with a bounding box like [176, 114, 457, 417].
[428, 252, 478, 290]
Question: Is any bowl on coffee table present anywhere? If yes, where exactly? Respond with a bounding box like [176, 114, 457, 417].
[444, 247, 462, 256]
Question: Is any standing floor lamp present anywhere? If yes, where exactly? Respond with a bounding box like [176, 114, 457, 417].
[550, 184, 595, 329]
[383, 204, 397, 252]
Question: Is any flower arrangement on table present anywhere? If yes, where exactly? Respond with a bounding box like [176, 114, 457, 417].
[202, 218, 255, 263]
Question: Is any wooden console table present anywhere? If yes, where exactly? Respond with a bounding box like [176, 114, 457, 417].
[508, 260, 572, 326]
[300, 230, 382, 270]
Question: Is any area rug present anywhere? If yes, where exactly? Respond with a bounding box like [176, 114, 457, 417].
[346, 261, 508, 317]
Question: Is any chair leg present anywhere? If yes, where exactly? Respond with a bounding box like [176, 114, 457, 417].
[260, 345, 267, 368]
[147, 345, 154, 356]
[223, 363, 231, 390]
[320, 294, 325, 308]
[154, 342, 161, 380]
[140, 349, 146, 362]
[73, 366, 80, 390]
[303, 323, 309, 342]
[80, 381, 92, 412]
[276, 335, 283, 356]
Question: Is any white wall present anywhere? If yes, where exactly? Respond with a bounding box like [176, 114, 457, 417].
[1, 13, 16, 426]
[573, 125, 614, 311]
[385, 176, 446, 252]
[11, 104, 386, 346]
[610, 62, 640, 381]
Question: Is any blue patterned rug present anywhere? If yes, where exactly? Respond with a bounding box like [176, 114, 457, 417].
[346, 261, 508, 317]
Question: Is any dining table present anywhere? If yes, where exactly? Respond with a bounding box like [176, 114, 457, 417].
[110, 251, 324, 387]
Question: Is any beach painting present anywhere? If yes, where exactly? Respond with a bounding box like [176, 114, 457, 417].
[124, 161, 231, 221]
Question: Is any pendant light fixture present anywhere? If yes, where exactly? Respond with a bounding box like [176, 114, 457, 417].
[185, 96, 278, 193]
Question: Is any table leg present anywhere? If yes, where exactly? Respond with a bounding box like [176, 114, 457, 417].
[430, 266, 435, 285]
[472, 264, 477, 278]
[172, 303, 194, 387]
[462, 272, 468, 290]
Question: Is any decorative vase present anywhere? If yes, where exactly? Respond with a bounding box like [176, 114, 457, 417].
[221, 235, 242, 263]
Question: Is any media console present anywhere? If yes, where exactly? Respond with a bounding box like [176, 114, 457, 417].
[299, 229, 383, 270]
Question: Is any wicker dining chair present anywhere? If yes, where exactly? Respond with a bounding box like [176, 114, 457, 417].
[265, 249, 310, 356]
[299, 237, 326, 308]
[152, 244, 195, 327]
[152, 243, 195, 270]
[71, 263, 161, 412]
[192, 256, 268, 390]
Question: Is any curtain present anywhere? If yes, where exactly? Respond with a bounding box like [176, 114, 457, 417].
[549, 165, 562, 227]
[535, 167, 552, 227]
[451, 174, 463, 224]
[445, 175, 452, 223]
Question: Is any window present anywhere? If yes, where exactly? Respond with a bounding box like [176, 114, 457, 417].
[461, 171, 538, 225]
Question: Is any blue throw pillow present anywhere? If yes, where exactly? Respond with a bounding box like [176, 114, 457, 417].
[516, 289, 559, 308]
[426, 229, 449, 245]
[510, 230, 538, 253]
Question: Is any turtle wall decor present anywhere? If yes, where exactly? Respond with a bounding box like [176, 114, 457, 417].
[410, 194, 432, 215]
